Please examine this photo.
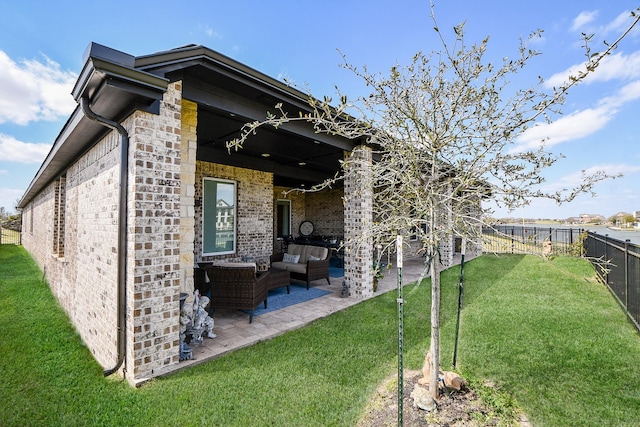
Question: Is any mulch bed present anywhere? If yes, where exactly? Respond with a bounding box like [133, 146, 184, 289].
[356, 370, 520, 427]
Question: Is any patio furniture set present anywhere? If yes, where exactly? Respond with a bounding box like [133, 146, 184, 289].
[195, 244, 331, 323]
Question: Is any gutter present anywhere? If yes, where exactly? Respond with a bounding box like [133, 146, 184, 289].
[80, 96, 129, 377]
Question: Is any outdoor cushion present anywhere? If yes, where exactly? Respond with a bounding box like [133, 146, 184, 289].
[271, 261, 291, 271]
[211, 261, 257, 271]
[282, 253, 300, 263]
[281, 262, 307, 275]
[287, 244, 328, 263]
[270, 260, 314, 275]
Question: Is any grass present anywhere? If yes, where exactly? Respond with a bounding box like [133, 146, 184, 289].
[2, 245, 640, 426]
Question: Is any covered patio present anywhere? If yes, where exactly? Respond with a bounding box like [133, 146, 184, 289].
[153, 255, 466, 381]
[18, 42, 457, 385]
[139, 44, 377, 301]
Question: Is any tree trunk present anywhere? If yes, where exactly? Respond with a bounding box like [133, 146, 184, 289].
[428, 203, 441, 400]
[429, 252, 441, 400]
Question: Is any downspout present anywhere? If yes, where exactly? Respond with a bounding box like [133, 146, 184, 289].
[80, 96, 129, 377]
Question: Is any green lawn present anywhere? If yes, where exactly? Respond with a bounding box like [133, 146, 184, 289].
[1, 245, 639, 426]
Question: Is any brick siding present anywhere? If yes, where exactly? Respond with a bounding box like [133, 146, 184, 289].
[21, 83, 184, 385]
[195, 162, 273, 264]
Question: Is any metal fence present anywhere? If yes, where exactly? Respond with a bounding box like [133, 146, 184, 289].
[584, 232, 640, 332]
[482, 225, 585, 256]
[0, 227, 21, 245]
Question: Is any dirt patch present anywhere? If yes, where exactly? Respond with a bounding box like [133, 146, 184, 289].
[357, 370, 526, 426]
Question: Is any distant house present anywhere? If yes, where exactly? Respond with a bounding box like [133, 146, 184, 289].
[565, 216, 581, 224]
[610, 211, 635, 226]
[17, 43, 473, 385]
[578, 213, 605, 224]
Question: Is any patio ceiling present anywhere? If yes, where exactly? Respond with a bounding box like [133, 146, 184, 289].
[137, 46, 357, 189]
[196, 106, 347, 188]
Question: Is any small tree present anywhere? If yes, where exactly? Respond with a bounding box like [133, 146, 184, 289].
[228, 5, 640, 400]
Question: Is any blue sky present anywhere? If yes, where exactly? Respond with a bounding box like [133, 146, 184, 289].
[1, 0, 639, 219]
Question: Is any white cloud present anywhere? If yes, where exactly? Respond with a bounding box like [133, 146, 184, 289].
[571, 11, 599, 32]
[601, 11, 638, 36]
[545, 164, 640, 193]
[514, 107, 613, 152]
[515, 79, 640, 152]
[196, 24, 222, 39]
[0, 50, 76, 125]
[0, 133, 51, 164]
[0, 169, 7, 175]
[545, 51, 640, 88]
[570, 10, 636, 37]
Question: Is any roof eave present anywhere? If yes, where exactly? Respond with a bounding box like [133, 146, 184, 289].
[17, 43, 169, 209]
[135, 45, 311, 106]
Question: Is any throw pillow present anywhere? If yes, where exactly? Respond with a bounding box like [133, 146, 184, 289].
[308, 255, 320, 261]
[283, 253, 300, 263]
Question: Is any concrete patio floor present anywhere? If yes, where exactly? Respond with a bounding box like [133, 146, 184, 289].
[152, 254, 467, 381]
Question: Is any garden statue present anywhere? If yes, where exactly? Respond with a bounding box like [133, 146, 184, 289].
[191, 293, 216, 344]
[179, 293, 193, 361]
[341, 280, 349, 298]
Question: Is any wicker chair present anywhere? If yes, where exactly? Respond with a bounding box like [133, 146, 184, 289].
[205, 265, 269, 323]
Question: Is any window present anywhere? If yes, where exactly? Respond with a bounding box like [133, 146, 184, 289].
[52, 174, 66, 257]
[202, 178, 236, 255]
[410, 222, 428, 241]
[276, 199, 291, 238]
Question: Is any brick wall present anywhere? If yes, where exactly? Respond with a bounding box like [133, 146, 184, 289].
[272, 186, 344, 245]
[304, 189, 344, 238]
[344, 146, 374, 299]
[128, 82, 183, 381]
[20, 82, 184, 385]
[22, 117, 123, 373]
[179, 98, 198, 296]
[195, 162, 273, 264]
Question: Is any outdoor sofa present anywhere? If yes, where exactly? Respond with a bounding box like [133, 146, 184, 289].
[270, 243, 331, 289]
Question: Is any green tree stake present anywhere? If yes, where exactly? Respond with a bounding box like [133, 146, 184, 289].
[453, 239, 466, 368]
[396, 235, 404, 426]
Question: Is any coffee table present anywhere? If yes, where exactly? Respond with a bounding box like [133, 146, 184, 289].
[266, 268, 290, 294]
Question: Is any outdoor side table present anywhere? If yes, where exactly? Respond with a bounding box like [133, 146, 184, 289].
[266, 268, 290, 293]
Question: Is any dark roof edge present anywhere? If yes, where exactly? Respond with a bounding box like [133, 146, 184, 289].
[135, 45, 312, 104]
[17, 43, 169, 209]
[73, 43, 169, 102]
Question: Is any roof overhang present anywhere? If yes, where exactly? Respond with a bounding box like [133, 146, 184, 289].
[17, 43, 168, 209]
[18, 42, 359, 208]
[135, 45, 357, 188]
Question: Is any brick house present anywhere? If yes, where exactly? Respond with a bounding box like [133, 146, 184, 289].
[18, 43, 462, 385]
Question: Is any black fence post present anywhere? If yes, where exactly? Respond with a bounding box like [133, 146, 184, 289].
[511, 228, 514, 254]
[625, 239, 630, 311]
[604, 234, 609, 286]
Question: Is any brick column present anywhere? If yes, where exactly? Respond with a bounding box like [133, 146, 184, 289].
[344, 145, 373, 299]
[128, 82, 183, 382]
[440, 196, 454, 269]
[180, 97, 197, 295]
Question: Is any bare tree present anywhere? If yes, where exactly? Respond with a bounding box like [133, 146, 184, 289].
[228, 5, 640, 401]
